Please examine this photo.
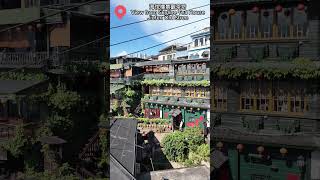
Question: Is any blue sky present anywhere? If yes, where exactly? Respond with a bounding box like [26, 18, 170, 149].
[110, 0, 209, 57]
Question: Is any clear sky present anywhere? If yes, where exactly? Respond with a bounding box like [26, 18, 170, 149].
[110, 0, 210, 58]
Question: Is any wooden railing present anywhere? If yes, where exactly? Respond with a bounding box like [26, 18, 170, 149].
[78, 131, 100, 161]
[76, 167, 96, 179]
[0, 52, 48, 68]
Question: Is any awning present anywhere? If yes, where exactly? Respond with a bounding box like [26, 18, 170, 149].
[110, 85, 125, 95]
[42, 8, 63, 24]
[110, 64, 123, 70]
[212, 150, 228, 169]
[0, 80, 46, 95]
[171, 109, 181, 117]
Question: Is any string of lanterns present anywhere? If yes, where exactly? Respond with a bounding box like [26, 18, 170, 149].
[215, 3, 305, 18]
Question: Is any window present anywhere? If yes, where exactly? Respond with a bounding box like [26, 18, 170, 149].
[290, 96, 307, 113]
[230, 11, 242, 39]
[247, 11, 259, 39]
[293, 8, 307, 37]
[218, 13, 228, 39]
[167, 55, 172, 60]
[162, 56, 165, 60]
[278, 8, 291, 38]
[261, 10, 273, 38]
[256, 93, 270, 111]
[194, 39, 199, 47]
[274, 92, 288, 112]
[213, 87, 227, 111]
[200, 38, 204, 46]
[240, 85, 255, 110]
[205, 36, 210, 45]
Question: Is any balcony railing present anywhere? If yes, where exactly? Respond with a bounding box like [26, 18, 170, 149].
[0, 52, 48, 68]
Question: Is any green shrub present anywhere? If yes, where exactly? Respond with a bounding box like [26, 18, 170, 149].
[183, 127, 204, 152]
[162, 127, 204, 163]
[162, 131, 188, 162]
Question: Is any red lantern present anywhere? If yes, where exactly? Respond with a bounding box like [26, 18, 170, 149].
[252, 6, 259, 13]
[236, 144, 244, 152]
[257, 146, 265, 154]
[229, 9, 236, 16]
[211, 10, 214, 16]
[28, 25, 33, 31]
[276, 5, 283, 12]
[104, 15, 109, 22]
[297, 3, 305, 11]
[36, 23, 42, 29]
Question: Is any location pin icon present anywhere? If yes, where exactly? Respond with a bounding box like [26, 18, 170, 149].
[115, 5, 126, 20]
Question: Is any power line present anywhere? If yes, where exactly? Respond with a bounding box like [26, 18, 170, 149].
[110, 3, 210, 29]
[110, 17, 209, 47]
[126, 26, 212, 56]
[0, 35, 108, 75]
[0, 0, 98, 34]
[0, 4, 210, 74]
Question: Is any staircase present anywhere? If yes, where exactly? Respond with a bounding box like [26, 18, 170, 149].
[79, 131, 100, 161]
[134, 103, 142, 117]
[76, 131, 101, 179]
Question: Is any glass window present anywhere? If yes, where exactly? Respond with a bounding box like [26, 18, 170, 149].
[247, 10, 259, 39]
[230, 11, 243, 39]
[194, 39, 199, 47]
[214, 87, 227, 111]
[200, 38, 204, 46]
[218, 13, 228, 39]
[278, 8, 291, 38]
[293, 8, 307, 37]
[261, 10, 273, 38]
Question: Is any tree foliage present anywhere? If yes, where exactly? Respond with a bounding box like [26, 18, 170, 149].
[3, 125, 27, 158]
[162, 127, 204, 163]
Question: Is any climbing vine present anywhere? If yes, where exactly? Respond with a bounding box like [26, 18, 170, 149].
[211, 58, 320, 80]
[142, 79, 210, 87]
[0, 72, 47, 81]
[2, 125, 27, 158]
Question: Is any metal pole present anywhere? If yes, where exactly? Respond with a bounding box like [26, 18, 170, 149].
[237, 150, 240, 180]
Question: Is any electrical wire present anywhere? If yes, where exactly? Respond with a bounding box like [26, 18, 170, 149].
[0, 0, 98, 34]
[110, 16, 209, 47]
[110, 3, 210, 29]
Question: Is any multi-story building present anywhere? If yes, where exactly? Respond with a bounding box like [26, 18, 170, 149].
[188, 27, 210, 60]
[139, 28, 211, 129]
[211, 0, 320, 179]
[110, 56, 148, 115]
[0, 0, 107, 175]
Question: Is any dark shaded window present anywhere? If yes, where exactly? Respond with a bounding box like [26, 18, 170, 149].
[278, 8, 291, 38]
[218, 13, 228, 39]
[261, 10, 273, 38]
[247, 10, 259, 38]
[0, 0, 21, 9]
[293, 8, 308, 37]
[230, 11, 242, 39]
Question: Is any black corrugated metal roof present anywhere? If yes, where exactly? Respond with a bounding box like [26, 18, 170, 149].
[110, 118, 137, 180]
[0, 80, 46, 95]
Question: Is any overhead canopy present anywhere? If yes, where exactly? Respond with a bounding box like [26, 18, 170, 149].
[0, 80, 46, 95]
[42, 8, 63, 24]
[212, 150, 228, 169]
[110, 85, 125, 95]
[39, 136, 67, 145]
[110, 64, 123, 70]
[171, 109, 182, 117]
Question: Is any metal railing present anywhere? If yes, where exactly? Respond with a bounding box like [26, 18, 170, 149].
[0, 52, 48, 68]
